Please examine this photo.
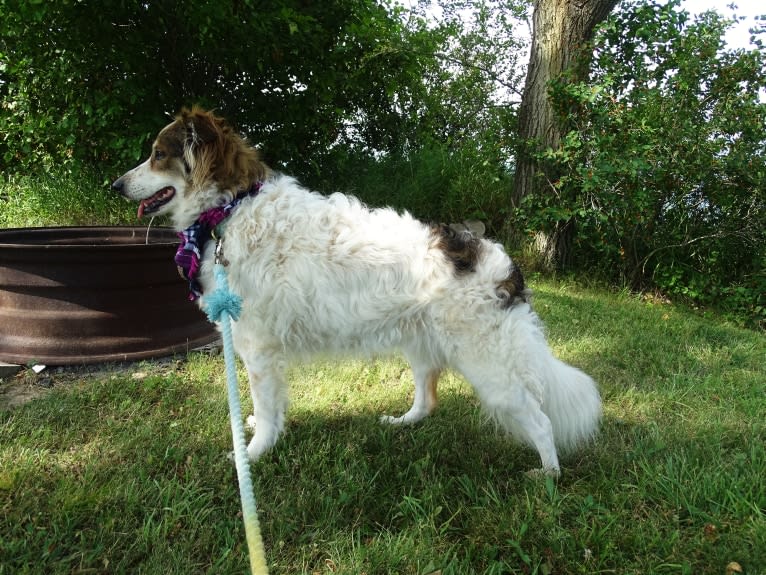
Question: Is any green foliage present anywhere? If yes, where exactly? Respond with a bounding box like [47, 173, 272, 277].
[0, 0, 524, 238]
[313, 142, 512, 236]
[395, 0, 527, 157]
[0, 0, 525, 235]
[521, 0, 766, 327]
[0, 0, 443, 176]
[1, 279, 764, 573]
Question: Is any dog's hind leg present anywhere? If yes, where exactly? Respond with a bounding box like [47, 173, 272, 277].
[240, 348, 288, 461]
[490, 386, 561, 477]
[380, 349, 441, 425]
[458, 359, 561, 477]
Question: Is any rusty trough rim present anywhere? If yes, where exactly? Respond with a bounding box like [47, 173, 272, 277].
[0, 225, 176, 247]
[0, 226, 219, 365]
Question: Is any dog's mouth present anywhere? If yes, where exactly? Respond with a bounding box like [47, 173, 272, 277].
[137, 187, 175, 218]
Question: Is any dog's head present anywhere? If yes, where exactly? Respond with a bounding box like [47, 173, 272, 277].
[112, 107, 268, 229]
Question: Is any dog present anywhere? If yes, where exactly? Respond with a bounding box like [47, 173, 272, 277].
[112, 107, 601, 476]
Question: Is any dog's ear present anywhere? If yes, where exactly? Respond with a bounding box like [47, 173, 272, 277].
[180, 107, 222, 149]
[175, 106, 267, 190]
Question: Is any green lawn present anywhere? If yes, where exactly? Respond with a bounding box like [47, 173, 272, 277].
[0, 170, 137, 228]
[1, 278, 764, 574]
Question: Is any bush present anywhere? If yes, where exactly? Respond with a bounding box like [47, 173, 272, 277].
[520, 0, 766, 328]
[310, 143, 513, 237]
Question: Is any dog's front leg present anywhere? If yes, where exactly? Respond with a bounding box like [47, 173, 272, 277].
[240, 348, 288, 461]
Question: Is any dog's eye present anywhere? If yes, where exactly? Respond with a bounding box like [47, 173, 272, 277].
[154, 150, 166, 161]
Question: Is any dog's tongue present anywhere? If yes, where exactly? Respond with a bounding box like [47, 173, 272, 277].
[137, 199, 150, 219]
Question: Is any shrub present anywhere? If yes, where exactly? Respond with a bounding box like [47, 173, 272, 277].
[519, 0, 766, 327]
[310, 143, 513, 237]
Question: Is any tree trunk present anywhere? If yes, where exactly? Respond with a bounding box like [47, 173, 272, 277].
[513, 0, 618, 269]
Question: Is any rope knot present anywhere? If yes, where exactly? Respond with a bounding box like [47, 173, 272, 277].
[204, 265, 243, 322]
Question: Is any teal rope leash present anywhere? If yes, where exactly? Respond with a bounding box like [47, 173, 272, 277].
[205, 259, 269, 575]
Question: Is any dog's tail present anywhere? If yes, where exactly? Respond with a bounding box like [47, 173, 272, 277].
[541, 356, 601, 452]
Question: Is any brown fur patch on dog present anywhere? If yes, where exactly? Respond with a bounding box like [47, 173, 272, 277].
[174, 106, 269, 192]
[496, 265, 530, 308]
[431, 223, 482, 274]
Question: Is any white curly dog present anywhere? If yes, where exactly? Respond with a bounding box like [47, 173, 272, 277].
[112, 107, 601, 476]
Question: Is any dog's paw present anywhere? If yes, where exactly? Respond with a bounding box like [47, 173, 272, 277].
[227, 449, 258, 467]
[380, 410, 430, 426]
[246, 415, 257, 431]
[246, 435, 277, 462]
[380, 414, 407, 426]
[246, 444, 262, 462]
[525, 467, 561, 480]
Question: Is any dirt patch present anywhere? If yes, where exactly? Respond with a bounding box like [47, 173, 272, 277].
[0, 362, 134, 410]
[0, 377, 51, 408]
[0, 342, 221, 411]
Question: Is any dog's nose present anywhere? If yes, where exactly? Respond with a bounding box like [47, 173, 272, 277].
[111, 177, 125, 195]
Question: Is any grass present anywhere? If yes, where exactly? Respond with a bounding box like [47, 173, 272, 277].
[0, 169, 138, 227]
[1, 279, 764, 575]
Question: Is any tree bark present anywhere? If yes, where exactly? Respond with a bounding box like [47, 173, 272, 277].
[513, 0, 619, 269]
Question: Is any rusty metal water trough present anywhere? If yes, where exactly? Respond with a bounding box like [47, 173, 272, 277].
[0, 227, 218, 365]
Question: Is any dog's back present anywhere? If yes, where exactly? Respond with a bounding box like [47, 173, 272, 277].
[212, 176, 459, 356]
